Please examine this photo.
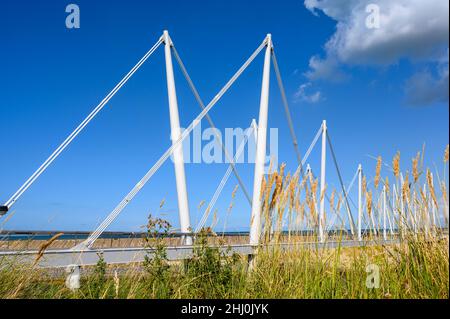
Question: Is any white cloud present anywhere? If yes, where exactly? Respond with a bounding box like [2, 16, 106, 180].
[305, 0, 361, 21]
[303, 0, 449, 105]
[294, 82, 323, 103]
[305, 0, 449, 65]
[405, 51, 449, 105]
[305, 55, 348, 82]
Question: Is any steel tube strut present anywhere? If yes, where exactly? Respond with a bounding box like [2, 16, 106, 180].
[318, 120, 327, 242]
[358, 164, 363, 241]
[163, 30, 192, 246]
[250, 34, 272, 246]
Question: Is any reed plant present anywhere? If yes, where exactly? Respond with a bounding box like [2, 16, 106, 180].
[0, 145, 448, 299]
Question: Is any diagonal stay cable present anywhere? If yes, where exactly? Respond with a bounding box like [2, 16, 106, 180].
[301, 124, 323, 171]
[271, 49, 303, 173]
[326, 130, 356, 234]
[3, 37, 164, 212]
[341, 167, 360, 211]
[79, 39, 268, 249]
[170, 43, 252, 206]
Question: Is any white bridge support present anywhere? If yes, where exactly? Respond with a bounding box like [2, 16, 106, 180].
[249, 34, 272, 246]
[358, 164, 363, 241]
[318, 120, 327, 242]
[163, 30, 192, 246]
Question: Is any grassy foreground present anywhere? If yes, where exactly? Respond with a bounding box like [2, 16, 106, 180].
[0, 233, 448, 299]
[0, 146, 448, 299]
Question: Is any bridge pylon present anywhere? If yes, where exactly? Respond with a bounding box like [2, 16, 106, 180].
[163, 30, 192, 245]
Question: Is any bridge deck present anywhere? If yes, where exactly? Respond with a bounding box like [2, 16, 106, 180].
[0, 239, 399, 268]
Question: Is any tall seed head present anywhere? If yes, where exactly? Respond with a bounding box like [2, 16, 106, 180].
[270, 173, 283, 211]
[393, 152, 400, 178]
[427, 169, 438, 208]
[329, 189, 335, 211]
[311, 178, 318, 196]
[198, 200, 205, 210]
[362, 175, 367, 195]
[444, 145, 449, 163]
[402, 174, 410, 201]
[374, 156, 382, 189]
[260, 176, 267, 199]
[366, 191, 373, 216]
[412, 152, 420, 183]
[336, 194, 342, 212]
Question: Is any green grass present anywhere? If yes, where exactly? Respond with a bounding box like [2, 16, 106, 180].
[1, 146, 448, 299]
[0, 233, 448, 299]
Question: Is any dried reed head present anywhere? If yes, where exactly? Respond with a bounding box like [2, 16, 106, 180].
[279, 163, 286, 179]
[295, 195, 301, 213]
[198, 200, 205, 210]
[260, 176, 267, 199]
[269, 172, 283, 211]
[402, 174, 410, 202]
[228, 185, 239, 213]
[336, 194, 342, 212]
[374, 156, 382, 189]
[385, 176, 390, 195]
[362, 175, 367, 195]
[444, 145, 449, 163]
[426, 169, 438, 208]
[300, 173, 307, 189]
[366, 191, 373, 216]
[440, 181, 449, 225]
[329, 189, 335, 211]
[393, 152, 400, 178]
[34, 232, 64, 266]
[311, 178, 318, 197]
[419, 188, 427, 206]
[288, 175, 297, 212]
[412, 152, 420, 183]
[320, 184, 327, 204]
[305, 185, 317, 224]
[211, 209, 218, 228]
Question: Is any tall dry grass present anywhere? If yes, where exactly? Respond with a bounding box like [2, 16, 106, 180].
[0, 145, 448, 299]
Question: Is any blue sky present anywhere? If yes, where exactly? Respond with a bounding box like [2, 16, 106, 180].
[0, 0, 448, 232]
